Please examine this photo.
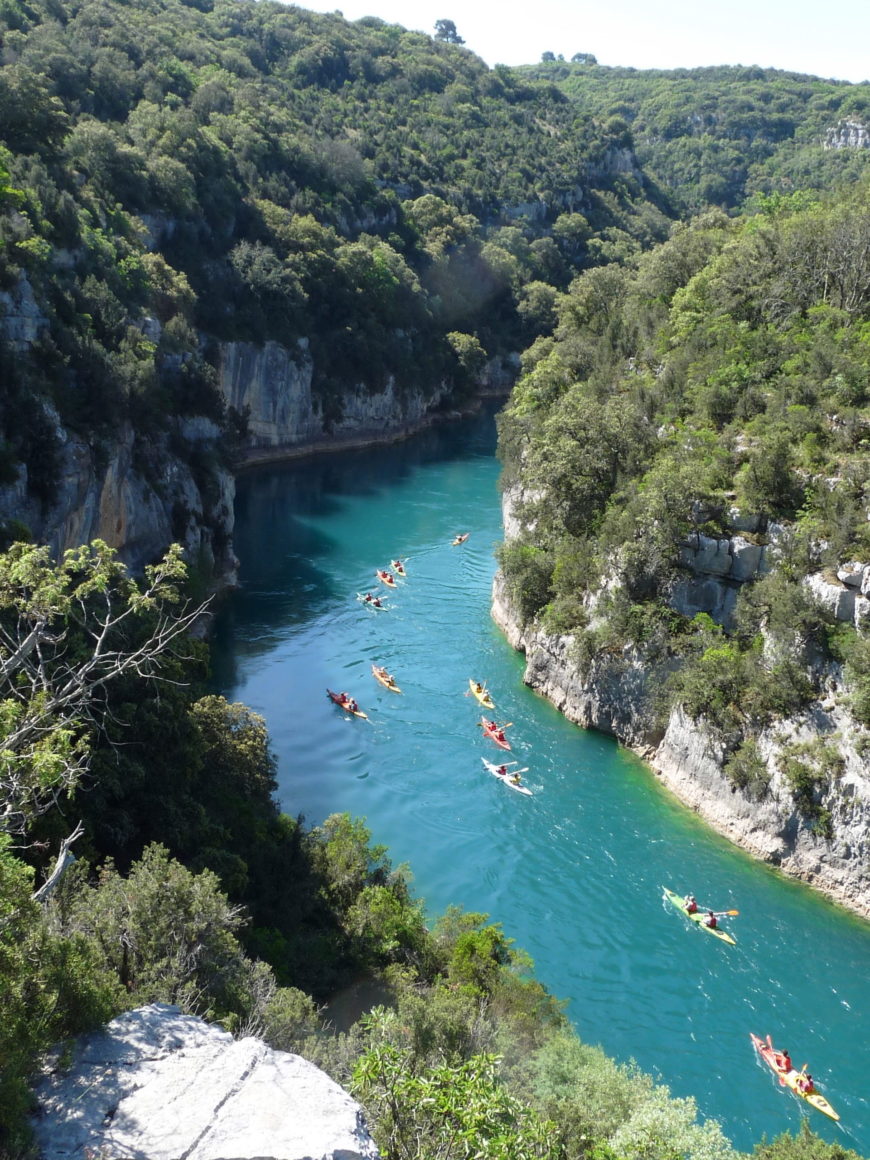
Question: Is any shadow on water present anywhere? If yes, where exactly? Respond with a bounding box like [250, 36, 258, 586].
[212, 404, 502, 687]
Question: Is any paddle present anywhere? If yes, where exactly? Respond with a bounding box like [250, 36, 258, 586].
[712, 909, 740, 917]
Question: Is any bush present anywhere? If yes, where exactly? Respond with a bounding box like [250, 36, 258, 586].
[723, 740, 770, 798]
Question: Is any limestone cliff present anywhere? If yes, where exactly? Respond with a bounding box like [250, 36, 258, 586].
[32, 1003, 380, 1160]
[0, 403, 237, 585]
[216, 338, 470, 465]
[493, 492, 870, 919]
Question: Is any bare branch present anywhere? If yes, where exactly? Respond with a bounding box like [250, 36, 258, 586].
[32, 821, 85, 903]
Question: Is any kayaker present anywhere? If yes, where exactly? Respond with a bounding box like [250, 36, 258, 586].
[496, 764, 509, 776]
[798, 1073, 814, 1093]
[363, 593, 373, 602]
[776, 1050, 792, 1073]
[703, 910, 718, 929]
[372, 597, 383, 608]
[684, 894, 698, 914]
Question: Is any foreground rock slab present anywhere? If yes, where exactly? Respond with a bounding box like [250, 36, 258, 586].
[32, 1004, 379, 1160]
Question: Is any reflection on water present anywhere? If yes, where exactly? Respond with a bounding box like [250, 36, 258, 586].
[213, 404, 870, 1155]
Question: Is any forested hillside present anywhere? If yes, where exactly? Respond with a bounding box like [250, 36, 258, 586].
[0, 0, 673, 537]
[3, 1, 870, 1156]
[497, 181, 870, 869]
[523, 61, 870, 211]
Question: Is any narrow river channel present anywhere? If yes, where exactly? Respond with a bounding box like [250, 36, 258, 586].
[212, 404, 870, 1155]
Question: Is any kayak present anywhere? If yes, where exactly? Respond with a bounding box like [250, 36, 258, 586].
[750, 1033, 840, 1121]
[469, 679, 495, 709]
[662, 887, 736, 945]
[480, 718, 511, 751]
[376, 570, 398, 588]
[371, 664, 401, 693]
[482, 758, 532, 796]
[357, 593, 389, 610]
[326, 689, 368, 719]
[390, 559, 407, 576]
[452, 533, 469, 546]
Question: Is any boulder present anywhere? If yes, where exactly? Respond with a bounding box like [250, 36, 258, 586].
[32, 1004, 380, 1160]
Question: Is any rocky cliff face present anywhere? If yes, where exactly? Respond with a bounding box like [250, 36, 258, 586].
[824, 120, 870, 149]
[493, 493, 870, 919]
[1, 268, 481, 579]
[32, 1003, 380, 1160]
[0, 404, 237, 584]
[216, 339, 455, 464]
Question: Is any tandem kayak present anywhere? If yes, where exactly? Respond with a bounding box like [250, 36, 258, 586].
[482, 758, 532, 796]
[469, 679, 495, 709]
[372, 664, 401, 693]
[662, 887, 736, 945]
[480, 718, 511, 750]
[357, 592, 389, 610]
[750, 1033, 840, 1121]
[326, 689, 368, 719]
[375, 569, 398, 588]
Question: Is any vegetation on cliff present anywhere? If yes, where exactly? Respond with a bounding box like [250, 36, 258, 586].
[521, 61, 870, 212]
[3, 1, 870, 1156]
[0, 0, 675, 525]
[2, 540, 858, 1159]
[497, 182, 870, 825]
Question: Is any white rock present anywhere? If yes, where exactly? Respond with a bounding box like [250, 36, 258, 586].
[32, 1004, 380, 1160]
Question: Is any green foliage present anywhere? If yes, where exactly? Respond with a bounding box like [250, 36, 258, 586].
[56, 843, 256, 1020]
[496, 540, 553, 625]
[522, 62, 870, 212]
[0, 834, 123, 1155]
[723, 739, 770, 798]
[353, 1013, 558, 1160]
[523, 1031, 736, 1160]
[751, 1121, 865, 1160]
[778, 740, 843, 837]
[0, 538, 196, 835]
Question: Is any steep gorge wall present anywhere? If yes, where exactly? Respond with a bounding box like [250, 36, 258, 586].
[216, 338, 459, 465]
[0, 271, 488, 575]
[493, 493, 870, 919]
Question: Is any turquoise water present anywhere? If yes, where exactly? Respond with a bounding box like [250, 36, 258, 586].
[213, 407, 870, 1155]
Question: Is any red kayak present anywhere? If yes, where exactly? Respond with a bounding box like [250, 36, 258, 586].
[327, 689, 368, 719]
[480, 718, 511, 751]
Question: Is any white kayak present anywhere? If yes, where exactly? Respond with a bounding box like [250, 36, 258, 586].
[481, 758, 532, 796]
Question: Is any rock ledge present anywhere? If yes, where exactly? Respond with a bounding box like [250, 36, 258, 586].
[32, 1003, 379, 1160]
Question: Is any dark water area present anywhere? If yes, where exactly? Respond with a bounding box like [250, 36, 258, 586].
[212, 405, 870, 1154]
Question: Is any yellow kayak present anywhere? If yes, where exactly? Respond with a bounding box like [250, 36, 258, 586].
[372, 664, 401, 693]
[468, 679, 494, 709]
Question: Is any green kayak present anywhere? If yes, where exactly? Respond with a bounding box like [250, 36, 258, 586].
[662, 887, 736, 946]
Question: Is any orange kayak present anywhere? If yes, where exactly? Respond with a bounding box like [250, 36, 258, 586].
[750, 1033, 839, 1121]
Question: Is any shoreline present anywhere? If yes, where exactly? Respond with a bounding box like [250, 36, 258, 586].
[231, 392, 508, 474]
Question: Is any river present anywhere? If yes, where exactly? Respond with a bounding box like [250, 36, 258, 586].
[212, 405, 870, 1155]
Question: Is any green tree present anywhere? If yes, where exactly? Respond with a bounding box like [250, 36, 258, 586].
[0, 540, 205, 836]
[433, 19, 464, 44]
[353, 1011, 557, 1160]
